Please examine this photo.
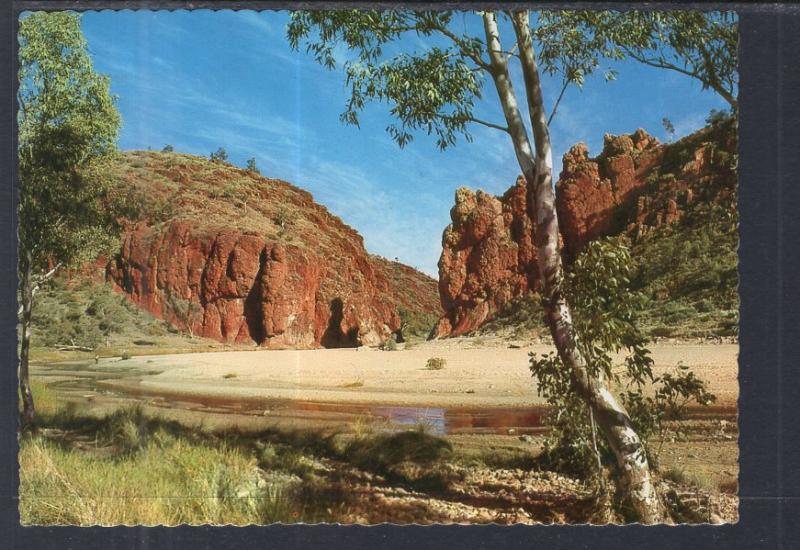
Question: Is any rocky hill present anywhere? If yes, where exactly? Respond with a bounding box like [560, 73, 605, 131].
[434, 118, 738, 339]
[103, 151, 440, 348]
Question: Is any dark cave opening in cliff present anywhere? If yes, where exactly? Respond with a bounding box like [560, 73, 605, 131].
[320, 297, 359, 348]
[243, 249, 267, 345]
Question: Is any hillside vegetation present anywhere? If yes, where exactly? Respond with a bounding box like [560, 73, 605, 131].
[477, 118, 738, 340]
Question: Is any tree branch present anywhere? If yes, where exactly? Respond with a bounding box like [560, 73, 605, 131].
[547, 78, 570, 126]
[19, 262, 63, 316]
[468, 116, 510, 133]
[430, 23, 492, 72]
[622, 46, 737, 108]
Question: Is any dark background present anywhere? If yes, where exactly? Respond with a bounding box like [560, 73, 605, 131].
[2, 3, 799, 549]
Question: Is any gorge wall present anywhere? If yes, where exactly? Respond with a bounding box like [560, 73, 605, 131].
[105, 151, 440, 348]
[433, 120, 737, 338]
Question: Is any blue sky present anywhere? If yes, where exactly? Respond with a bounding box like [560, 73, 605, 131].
[79, 10, 730, 277]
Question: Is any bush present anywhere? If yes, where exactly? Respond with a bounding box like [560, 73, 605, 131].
[210, 147, 228, 162]
[380, 337, 398, 351]
[245, 157, 259, 174]
[424, 357, 446, 371]
[398, 307, 438, 339]
[530, 238, 716, 482]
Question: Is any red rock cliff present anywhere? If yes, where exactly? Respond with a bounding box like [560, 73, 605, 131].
[106, 151, 440, 348]
[434, 121, 736, 337]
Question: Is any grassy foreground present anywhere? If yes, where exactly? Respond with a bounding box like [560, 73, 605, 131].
[20, 380, 459, 525]
[20, 380, 737, 525]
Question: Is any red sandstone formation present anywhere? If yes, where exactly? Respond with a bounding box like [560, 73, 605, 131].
[434, 122, 737, 337]
[432, 180, 539, 338]
[106, 151, 440, 348]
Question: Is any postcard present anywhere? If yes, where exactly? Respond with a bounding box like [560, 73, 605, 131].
[16, 8, 738, 525]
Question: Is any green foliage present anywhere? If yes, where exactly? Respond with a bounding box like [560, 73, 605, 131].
[272, 205, 295, 229]
[706, 108, 733, 126]
[535, 11, 738, 107]
[167, 293, 202, 337]
[530, 238, 716, 478]
[288, 11, 485, 150]
[30, 280, 161, 348]
[631, 191, 738, 339]
[287, 9, 729, 151]
[379, 335, 398, 351]
[398, 306, 438, 339]
[18, 11, 122, 277]
[245, 157, 260, 173]
[161, 144, 174, 153]
[661, 117, 675, 141]
[210, 147, 228, 162]
[479, 292, 546, 337]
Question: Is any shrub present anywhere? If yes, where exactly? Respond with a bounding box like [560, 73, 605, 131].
[210, 147, 228, 162]
[245, 157, 259, 174]
[161, 144, 174, 153]
[380, 336, 398, 351]
[530, 237, 716, 481]
[398, 307, 438, 339]
[424, 357, 446, 371]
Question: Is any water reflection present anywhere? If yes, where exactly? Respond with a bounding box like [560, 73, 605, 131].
[37, 361, 735, 436]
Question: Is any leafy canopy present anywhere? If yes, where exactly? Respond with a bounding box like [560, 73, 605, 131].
[288, 10, 736, 152]
[535, 11, 738, 107]
[18, 11, 121, 275]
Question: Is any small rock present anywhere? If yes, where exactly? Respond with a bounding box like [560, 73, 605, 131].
[519, 434, 534, 443]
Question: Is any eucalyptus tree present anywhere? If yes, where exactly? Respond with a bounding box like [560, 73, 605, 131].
[534, 11, 738, 109]
[287, 9, 734, 522]
[18, 12, 121, 424]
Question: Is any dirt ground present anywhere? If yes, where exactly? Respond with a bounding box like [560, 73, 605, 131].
[94, 336, 738, 409]
[29, 337, 740, 525]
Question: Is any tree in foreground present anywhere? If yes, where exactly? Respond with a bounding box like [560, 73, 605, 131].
[17, 12, 121, 425]
[288, 9, 734, 522]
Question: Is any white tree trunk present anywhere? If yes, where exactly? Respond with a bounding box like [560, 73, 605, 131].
[483, 10, 663, 523]
[18, 259, 36, 426]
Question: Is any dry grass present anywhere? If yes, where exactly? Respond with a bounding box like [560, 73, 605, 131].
[19, 434, 273, 525]
[424, 357, 447, 371]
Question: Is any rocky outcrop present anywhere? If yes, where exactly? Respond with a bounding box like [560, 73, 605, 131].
[106, 151, 440, 348]
[556, 128, 663, 259]
[432, 180, 539, 338]
[434, 121, 737, 337]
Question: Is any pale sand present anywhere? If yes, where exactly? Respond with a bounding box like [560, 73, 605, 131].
[110, 338, 739, 409]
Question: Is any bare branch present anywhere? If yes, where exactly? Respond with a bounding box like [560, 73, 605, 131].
[468, 116, 510, 133]
[547, 78, 570, 126]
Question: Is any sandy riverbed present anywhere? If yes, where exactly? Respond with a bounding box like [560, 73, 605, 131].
[100, 338, 738, 409]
